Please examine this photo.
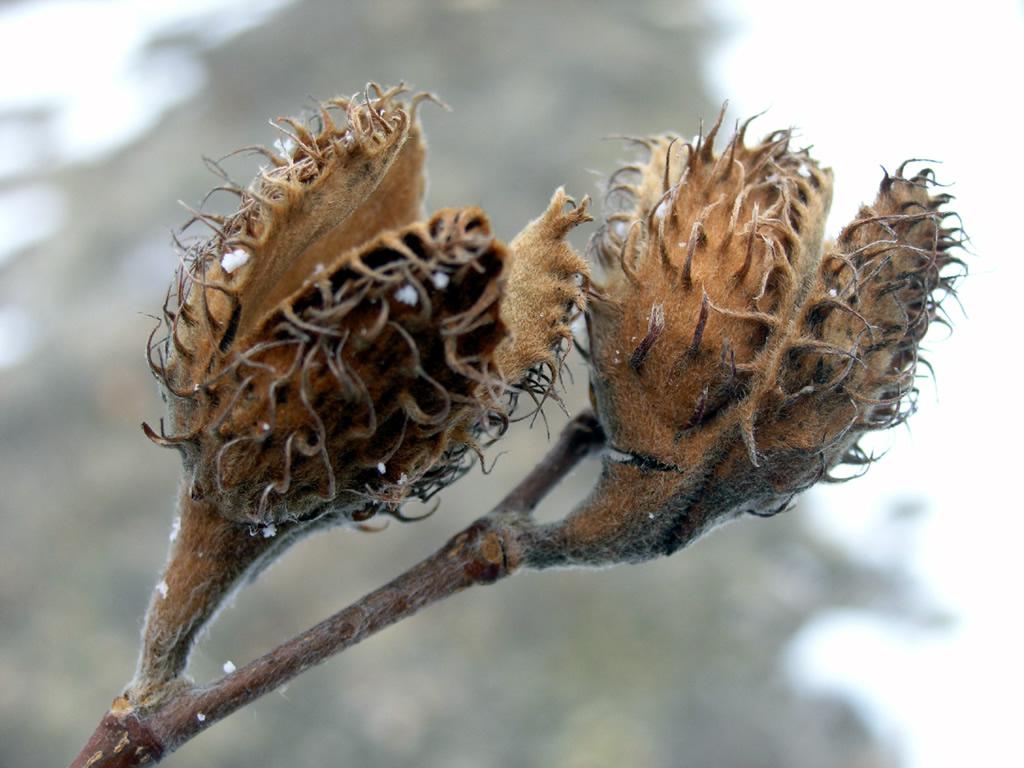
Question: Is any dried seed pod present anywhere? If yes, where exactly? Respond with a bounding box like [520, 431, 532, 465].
[131, 85, 590, 705]
[522, 112, 964, 569]
[161, 206, 509, 525]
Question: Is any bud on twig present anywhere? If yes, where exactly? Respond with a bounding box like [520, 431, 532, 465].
[522, 109, 965, 569]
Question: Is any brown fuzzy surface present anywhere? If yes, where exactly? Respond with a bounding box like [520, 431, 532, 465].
[297, 116, 429, 277]
[589, 113, 834, 467]
[535, 115, 966, 567]
[167, 84, 420, 384]
[157, 207, 510, 525]
[132, 86, 596, 702]
[501, 187, 592, 399]
[126, 491, 296, 708]
[147, 87, 593, 528]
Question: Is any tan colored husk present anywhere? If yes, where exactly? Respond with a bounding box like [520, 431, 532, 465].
[148, 86, 510, 524]
[589, 112, 833, 457]
[133, 200, 515, 706]
[527, 111, 964, 567]
[180, 208, 509, 524]
[133, 84, 591, 705]
[149, 86, 591, 526]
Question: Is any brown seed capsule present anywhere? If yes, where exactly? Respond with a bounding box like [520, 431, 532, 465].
[522, 111, 964, 569]
[155, 204, 512, 525]
[147, 87, 589, 526]
[131, 85, 590, 705]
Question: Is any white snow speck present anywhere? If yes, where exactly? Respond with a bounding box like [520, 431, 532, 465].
[273, 137, 295, 158]
[606, 447, 633, 464]
[570, 313, 587, 338]
[196, 712, 206, 723]
[377, 462, 386, 474]
[314, 262, 325, 273]
[431, 271, 450, 290]
[398, 472, 408, 485]
[797, 163, 813, 178]
[169, 516, 181, 543]
[654, 199, 669, 220]
[648, 513, 656, 520]
[156, 580, 169, 599]
[394, 284, 418, 306]
[828, 287, 838, 297]
[261, 421, 271, 432]
[222, 660, 236, 674]
[221, 248, 249, 274]
[261, 524, 277, 539]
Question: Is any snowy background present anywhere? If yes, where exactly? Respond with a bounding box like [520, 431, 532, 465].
[0, 1, 1019, 766]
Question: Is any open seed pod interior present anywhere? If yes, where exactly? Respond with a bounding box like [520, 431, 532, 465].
[146, 85, 591, 527]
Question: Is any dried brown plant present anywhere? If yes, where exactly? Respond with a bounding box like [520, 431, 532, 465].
[70, 91, 964, 768]
[524, 110, 964, 568]
[128, 85, 589, 711]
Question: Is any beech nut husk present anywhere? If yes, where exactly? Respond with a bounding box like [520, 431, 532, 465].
[145, 85, 590, 527]
[522, 110, 965, 569]
[129, 85, 591, 705]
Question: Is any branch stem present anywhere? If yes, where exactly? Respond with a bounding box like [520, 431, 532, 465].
[69, 410, 604, 768]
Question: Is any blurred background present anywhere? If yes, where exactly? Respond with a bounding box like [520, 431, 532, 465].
[1, 1, 1020, 766]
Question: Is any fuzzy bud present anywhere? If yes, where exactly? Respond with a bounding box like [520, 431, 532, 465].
[523, 110, 964, 569]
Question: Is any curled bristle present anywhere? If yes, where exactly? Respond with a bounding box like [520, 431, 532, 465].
[161, 85, 429, 397]
[155, 204, 511, 525]
[572, 108, 964, 560]
[147, 87, 583, 525]
[588, 115, 834, 458]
